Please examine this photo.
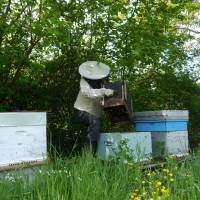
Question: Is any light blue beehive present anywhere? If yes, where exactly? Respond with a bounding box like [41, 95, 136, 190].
[151, 131, 189, 157]
[97, 132, 152, 161]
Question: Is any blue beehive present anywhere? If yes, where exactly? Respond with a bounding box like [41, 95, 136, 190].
[134, 110, 188, 132]
[134, 110, 189, 157]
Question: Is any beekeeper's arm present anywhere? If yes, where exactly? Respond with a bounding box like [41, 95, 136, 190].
[80, 78, 113, 99]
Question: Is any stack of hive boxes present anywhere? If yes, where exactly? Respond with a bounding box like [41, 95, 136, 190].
[134, 110, 189, 157]
[98, 81, 152, 161]
[98, 110, 189, 161]
[97, 81, 189, 160]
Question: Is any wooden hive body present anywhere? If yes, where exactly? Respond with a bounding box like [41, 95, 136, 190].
[102, 81, 133, 123]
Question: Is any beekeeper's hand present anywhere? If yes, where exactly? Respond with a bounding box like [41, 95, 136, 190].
[104, 89, 114, 97]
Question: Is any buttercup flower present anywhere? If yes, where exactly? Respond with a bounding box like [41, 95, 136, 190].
[163, 168, 170, 173]
[155, 181, 162, 187]
[169, 173, 173, 177]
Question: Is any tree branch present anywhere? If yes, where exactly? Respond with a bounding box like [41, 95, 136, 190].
[11, 37, 41, 84]
[0, 0, 12, 46]
[178, 26, 200, 34]
[169, 24, 200, 35]
[4, 0, 12, 16]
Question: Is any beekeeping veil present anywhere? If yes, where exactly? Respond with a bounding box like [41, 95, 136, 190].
[79, 61, 110, 80]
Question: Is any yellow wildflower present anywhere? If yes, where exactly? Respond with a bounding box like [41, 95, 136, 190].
[131, 192, 137, 198]
[155, 181, 162, 187]
[161, 187, 169, 195]
[152, 171, 156, 176]
[160, 163, 164, 168]
[142, 180, 145, 184]
[163, 168, 170, 173]
[147, 172, 152, 176]
[170, 178, 174, 182]
[133, 197, 141, 200]
[169, 173, 173, 177]
[142, 192, 147, 196]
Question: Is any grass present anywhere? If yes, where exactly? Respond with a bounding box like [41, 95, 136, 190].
[1, 149, 200, 200]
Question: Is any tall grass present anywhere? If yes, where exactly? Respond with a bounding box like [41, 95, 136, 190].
[1, 149, 200, 200]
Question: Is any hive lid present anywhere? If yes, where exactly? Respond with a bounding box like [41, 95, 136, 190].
[134, 110, 189, 121]
[0, 112, 46, 126]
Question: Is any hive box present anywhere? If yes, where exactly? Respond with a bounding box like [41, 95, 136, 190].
[135, 120, 188, 132]
[102, 81, 133, 123]
[98, 132, 152, 161]
[0, 112, 47, 170]
[151, 131, 189, 157]
[134, 110, 189, 132]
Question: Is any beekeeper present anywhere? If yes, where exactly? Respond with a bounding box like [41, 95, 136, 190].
[74, 61, 114, 152]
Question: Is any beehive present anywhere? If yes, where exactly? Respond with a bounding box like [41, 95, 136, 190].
[98, 132, 152, 161]
[133, 110, 189, 157]
[0, 112, 47, 171]
[134, 110, 188, 132]
[151, 131, 189, 157]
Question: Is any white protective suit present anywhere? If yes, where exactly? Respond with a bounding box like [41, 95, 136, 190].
[74, 77, 113, 117]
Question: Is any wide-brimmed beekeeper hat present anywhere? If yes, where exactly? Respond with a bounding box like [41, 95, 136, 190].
[79, 61, 110, 80]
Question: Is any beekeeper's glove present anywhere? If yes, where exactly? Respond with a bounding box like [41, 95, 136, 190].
[104, 89, 114, 97]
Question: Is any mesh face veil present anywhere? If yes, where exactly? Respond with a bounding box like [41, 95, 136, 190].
[79, 61, 110, 80]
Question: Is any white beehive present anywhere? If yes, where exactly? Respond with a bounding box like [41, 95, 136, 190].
[151, 131, 189, 157]
[98, 132, 152, 161]
[0, 112, 47, 170]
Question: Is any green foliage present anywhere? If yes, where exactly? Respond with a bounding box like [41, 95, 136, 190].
[1, 150, 200, 199]
[100, 113, 135, 132]
[0, 0, 200, 153]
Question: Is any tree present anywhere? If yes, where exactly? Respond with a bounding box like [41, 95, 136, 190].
[0, 0, 200, 153]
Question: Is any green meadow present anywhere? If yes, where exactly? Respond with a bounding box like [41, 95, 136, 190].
[1, 149, 200, 200]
